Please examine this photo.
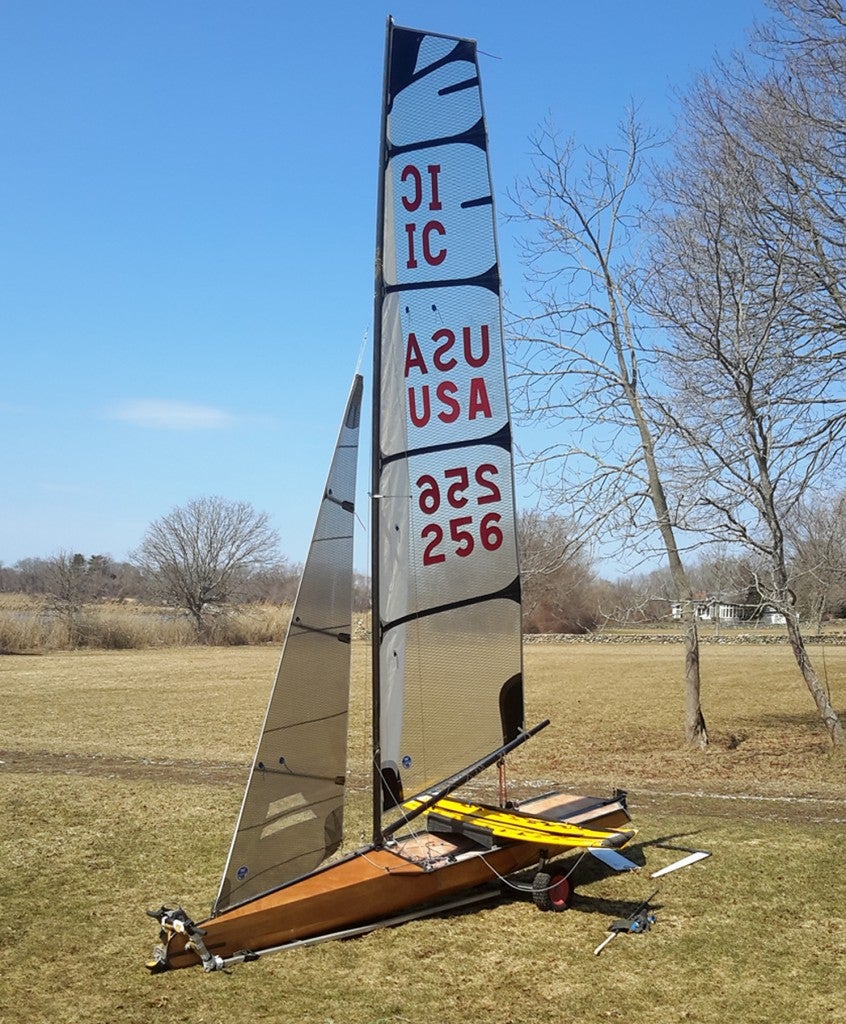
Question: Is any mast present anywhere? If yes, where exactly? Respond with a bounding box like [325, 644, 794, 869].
[370, 15, 393, 847]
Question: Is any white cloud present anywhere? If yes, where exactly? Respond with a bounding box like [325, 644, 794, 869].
[109, 399, 235, 430]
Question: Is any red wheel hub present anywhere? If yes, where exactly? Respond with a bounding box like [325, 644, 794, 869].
[548, 874, 571, 909]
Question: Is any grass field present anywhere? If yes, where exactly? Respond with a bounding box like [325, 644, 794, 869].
[1, 643, 844, 1024]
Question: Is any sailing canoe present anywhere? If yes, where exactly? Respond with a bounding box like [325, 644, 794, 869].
[158, 791, 631, 970]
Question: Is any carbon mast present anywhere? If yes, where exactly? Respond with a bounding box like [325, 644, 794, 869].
[369, 15, 393, 848]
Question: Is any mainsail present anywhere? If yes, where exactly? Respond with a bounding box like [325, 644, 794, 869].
[374, 24, 523, 810]
[215, 375, 363, 913]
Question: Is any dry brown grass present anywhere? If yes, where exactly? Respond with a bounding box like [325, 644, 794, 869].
[516, 644, 846, 798]
[0, 642, 844, 1024]
[0, 600, 292, 652]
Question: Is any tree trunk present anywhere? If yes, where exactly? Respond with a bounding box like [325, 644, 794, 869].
[683, 608, 708, 749]
[784, 610, 844, 746]
[622, 364, 708, 750]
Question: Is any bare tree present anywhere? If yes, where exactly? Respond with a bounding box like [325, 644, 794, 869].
[132, 496, 280, 637]
[8, 557, 57, 595]
[752, 0, 846, 336]
[594, 569, 676, 626]
[510, 113, 708, 747]
[0, 554, 148, 602]
[683, 548, 750, 599]
[676, 2, 846, 355]
[518, 510, 599, 633]
[44, 550, 88, 646]
[239, 557, 300, 605]
[786, 491, 846, 630]
[647, 94, 845, 744]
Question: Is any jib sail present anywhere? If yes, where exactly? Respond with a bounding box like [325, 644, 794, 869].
[215, 375, 363, 913]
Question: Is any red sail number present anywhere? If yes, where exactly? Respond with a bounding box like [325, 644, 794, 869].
[415, 465, 501, 515]
[416, 465, 504, 565]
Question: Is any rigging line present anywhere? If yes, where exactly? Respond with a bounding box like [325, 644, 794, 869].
[356, 847, 393, 874]
[406, 483, 430, 797]
[359, 482, 373, 831]
[497, 758, 508, 808]
[370, 745, 431, 848]
[361, 489, 373, 780]
[355, 329, 368, 376]
[479, 849, 589, 893]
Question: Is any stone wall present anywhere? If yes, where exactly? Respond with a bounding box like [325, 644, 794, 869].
[523, 631, 846, 645]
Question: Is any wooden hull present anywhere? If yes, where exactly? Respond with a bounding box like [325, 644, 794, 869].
[156, 791, 630, 970]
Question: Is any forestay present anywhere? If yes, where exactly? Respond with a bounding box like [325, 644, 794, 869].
[375, 23, 524, 810]
[215, 375, 363, 914]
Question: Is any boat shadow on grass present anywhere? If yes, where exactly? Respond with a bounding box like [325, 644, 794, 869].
[496, 826, 707, 922]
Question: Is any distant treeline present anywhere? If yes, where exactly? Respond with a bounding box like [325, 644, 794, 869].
[0, 554, 371, 611]
[2, 532, 844, 651]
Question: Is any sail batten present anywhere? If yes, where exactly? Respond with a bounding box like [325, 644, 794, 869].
[381, 421, 511, 467]
[214, 374, 363, 915]
[383, 268, 499, 294]
[382, 575, 521, 635]
[374, 22, 524, 812]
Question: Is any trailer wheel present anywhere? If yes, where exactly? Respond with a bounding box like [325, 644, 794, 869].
[532, 870, 572, 912]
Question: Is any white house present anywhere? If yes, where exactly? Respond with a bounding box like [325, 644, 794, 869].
[671, 595, 787, 626]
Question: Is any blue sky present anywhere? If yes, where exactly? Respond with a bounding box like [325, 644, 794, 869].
[1, 0, 767, 570]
